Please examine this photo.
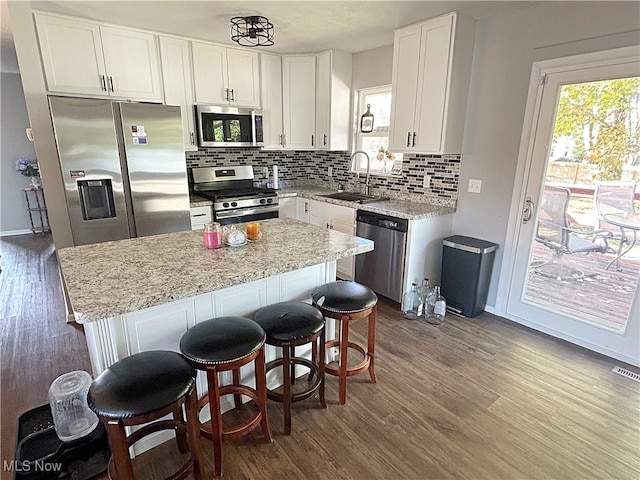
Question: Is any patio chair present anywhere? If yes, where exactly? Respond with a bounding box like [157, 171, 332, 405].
[594, 180, 637, 244]
[533, 185, 612, 280]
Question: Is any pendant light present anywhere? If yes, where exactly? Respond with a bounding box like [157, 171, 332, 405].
[360, 104, 374, 133]
[230, 16, 274, 47]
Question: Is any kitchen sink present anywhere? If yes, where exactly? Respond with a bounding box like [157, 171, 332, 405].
[320, 192, 390, 204]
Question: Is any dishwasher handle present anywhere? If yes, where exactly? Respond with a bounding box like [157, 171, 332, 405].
[356, 211, 408, 232]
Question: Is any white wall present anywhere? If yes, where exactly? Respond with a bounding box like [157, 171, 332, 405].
[456, 1, 640, 308]
[352, 44, 393, 89]
[1, 72, 38, 235]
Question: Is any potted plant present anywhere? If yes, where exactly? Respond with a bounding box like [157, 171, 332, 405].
[15, 156, 41, 188]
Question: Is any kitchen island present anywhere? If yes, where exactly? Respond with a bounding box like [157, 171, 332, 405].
[57, 218, 373, 454]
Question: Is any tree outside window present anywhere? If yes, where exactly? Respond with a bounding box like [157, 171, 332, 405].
[353, 86, 402, 174]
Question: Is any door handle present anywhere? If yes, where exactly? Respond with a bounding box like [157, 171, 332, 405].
[522, 196, 534, 224]
[407, 132, 411, 147]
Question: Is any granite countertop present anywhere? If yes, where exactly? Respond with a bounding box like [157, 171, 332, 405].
[190, 193, 212, 207]
[278, 186, 455, 220]
[57, 218, 373, 324]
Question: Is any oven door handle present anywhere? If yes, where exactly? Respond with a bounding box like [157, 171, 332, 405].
[215, 205, 280, 220]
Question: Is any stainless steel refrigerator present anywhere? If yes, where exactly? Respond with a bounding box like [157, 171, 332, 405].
[49, 96, 191, 246]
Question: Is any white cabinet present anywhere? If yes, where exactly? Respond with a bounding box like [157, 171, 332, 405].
[309, 200, 355, 280]
[315, 51, 352, 151]
[159, 36, 197, 151]
[282, 55, 316, 149]
[192, 42, 260, 107]
[279, 196, 310, 222]
[190, 205, 212, 230]
[260, 53, 285, 149]
[389, 12, 475, 154]
[35, 13, 162, 101]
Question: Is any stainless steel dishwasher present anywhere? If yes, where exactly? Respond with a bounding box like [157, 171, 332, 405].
[355, 210, 408, 303]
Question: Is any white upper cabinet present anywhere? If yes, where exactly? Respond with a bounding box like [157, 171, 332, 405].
[159, 36, 196, 151]
[315, 50, 352, 151]
[192, 42, 260, 107]
[282, 55, 316, 149]
[35, 13, 162, 102]
[260, 53, 284, 149]
[389, 12, 475, 154]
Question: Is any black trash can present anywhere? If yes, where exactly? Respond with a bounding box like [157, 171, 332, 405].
[440, 235, 498, 318]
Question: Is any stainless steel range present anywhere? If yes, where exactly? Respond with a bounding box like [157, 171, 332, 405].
[192, 166, 279, 225]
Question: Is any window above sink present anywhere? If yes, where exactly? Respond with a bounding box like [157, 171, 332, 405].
[353, 85, 403, 176]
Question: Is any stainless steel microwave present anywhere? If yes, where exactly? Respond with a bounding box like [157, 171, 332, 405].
[196, 105, 264, 147]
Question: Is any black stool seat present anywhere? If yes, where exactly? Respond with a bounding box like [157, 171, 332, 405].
[312, 281, 377, 313]
[180, 316, 266, 364]
[253, 302, 324, 344]
[88, 351, 196, 419]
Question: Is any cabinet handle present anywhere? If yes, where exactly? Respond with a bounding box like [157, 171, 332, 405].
[412, 132, 416, 147]
[311, 135, 314, 147]
[407, 132, 411, 147]
[304, 201, 308, 213]
[108, 76, 115, 92]
[324, 134, 327, 146]
[191, 213, 207, 218]
[224, 88, 229, 101]
[279, 134, 283, 147]
[230, 89, 235, 102]
[190, 132, 195, 145]
[326, 223, 331, 229]
[100, 75, 107, 92]
[282, 134, 286, 146]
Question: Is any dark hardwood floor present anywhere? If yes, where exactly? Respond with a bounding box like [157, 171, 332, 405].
[1, 233, 639, 479]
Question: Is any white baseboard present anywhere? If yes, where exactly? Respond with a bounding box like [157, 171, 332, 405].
[0, 229, 33, 237]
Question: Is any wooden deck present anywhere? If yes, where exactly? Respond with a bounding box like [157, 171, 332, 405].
[524, 240, 639, 333]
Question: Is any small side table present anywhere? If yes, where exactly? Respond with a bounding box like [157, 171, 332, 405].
[23, 187, 51, 234]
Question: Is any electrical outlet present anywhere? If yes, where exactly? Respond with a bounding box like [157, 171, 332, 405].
[262, 166, 269, 179]
[423, 174, 431, 188]
[328, 166, 333, 177]
[468, 179, 482, 193]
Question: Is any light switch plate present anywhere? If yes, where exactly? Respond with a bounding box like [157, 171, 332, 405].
[468, 179, 482, 193]
[423, 174, 431, 188]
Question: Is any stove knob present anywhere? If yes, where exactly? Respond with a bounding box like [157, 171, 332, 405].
[260, 199, 267, 204]
[231, 201, 238, 207]
[267, 198, 273, 204]
[223, 202, 230, 208]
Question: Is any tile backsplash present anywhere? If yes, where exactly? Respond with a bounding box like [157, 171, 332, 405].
[186, 148, 460, 207]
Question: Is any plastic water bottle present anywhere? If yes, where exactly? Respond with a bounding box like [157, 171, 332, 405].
[425, 286, 446, 325]
[401, 282, 422, 320]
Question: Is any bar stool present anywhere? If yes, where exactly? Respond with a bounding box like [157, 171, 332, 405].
[87, 350, 204, 480]
[312, 280, 378, 405]
[179, 316, 272, 477]
[253, 301, 326, 435]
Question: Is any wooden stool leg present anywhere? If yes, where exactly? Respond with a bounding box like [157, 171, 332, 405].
[368, 304, 377, 384]
[308, 340, 317, 382]
[338, 317, 349, 405]
[105, 419, 135, 480]
[172, 403, 189, 454]
[207, 368, 224, 477]
[319, 327, 327, 409]
[282, 345, 292, 435]
[232, 368, 242, 410]
[255, 347, 273, 442]
[290, 345, 296, 386]
[186, 385, 205, 480]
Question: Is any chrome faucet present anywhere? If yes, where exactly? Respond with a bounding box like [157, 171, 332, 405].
[351, 150, 371, 196]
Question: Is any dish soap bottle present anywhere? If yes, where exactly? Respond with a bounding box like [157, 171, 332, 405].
[401, 282, 422, 320]
[425, 286, 446, 325]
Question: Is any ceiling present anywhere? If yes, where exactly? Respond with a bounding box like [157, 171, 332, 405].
[1, 0, 539, 74]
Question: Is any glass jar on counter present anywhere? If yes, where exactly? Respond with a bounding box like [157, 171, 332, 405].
[204, 222, 222, 249]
